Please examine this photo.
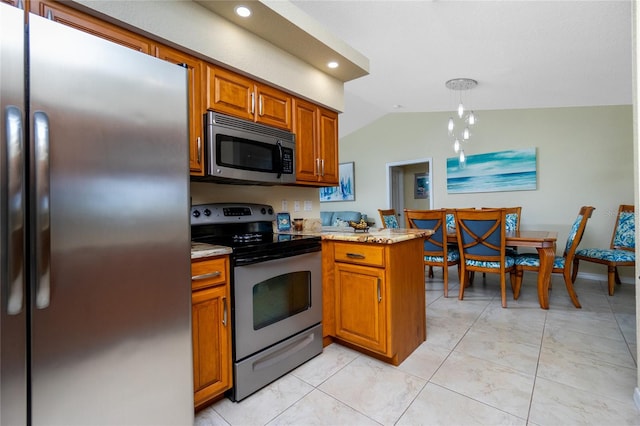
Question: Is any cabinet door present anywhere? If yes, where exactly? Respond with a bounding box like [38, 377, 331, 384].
[192, 285, 231, 410]
[155, 45, 205, 176]
[334, 262, 387, 354]
[30, 0, 154, 54]
[256, 84, 292, 130]
[318, 107, 339, 185]
[293, 98, 320, 183]
[206, 65, 254, 121]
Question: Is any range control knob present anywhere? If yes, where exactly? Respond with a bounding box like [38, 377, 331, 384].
[261, 208, 266, 215]
[192, 210, 200, 218]
[267, 207, 274, 215]
[204, 209, 211, 216]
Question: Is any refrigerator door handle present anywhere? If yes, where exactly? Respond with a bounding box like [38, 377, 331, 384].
[5, 106, 25, 315]
[34, 111, 51, 309]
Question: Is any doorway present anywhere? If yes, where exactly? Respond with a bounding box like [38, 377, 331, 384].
[385, 158, 433, 225]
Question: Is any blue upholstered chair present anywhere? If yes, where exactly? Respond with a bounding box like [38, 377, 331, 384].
[572, 204, 635, 296]
[515, 206, 595, 309]
[455, 208, 516, 308]
[378, 208, 399, 229]
[404, 209, 460, 298]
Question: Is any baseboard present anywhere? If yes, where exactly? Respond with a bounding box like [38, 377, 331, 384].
[575, 271, 635, 285]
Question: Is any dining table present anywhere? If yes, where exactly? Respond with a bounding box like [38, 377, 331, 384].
[447, 230, 558, 309]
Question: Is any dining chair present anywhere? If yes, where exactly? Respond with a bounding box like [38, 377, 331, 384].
[572, 204, 634, 296]
[514, 205, 595, 309]
[455, 208, 516, 308]
[378, 208, 399, 228]
[405, 209, 460, 298]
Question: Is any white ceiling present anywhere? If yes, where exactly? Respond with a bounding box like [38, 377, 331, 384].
[289, 0, 633, 138]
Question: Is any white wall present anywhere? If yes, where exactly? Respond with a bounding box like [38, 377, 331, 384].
[335, 106, 634, 278]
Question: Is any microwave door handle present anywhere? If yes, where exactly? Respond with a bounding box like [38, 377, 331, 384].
[276, 141, 283, 179]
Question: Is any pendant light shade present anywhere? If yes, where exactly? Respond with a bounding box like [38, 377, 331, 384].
[445, 78, 478, 165]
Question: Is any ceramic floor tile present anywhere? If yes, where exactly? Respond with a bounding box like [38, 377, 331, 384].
[430, 351, 535, 419]
[529, 376, 640, 426]
[545, 309, 621, 339]
[194, 276, 638, 426]
[318, 355, 426, 425]
[210, 374, 314, 425]
[395, 340, 452, 380]
[397, 382, 526, 426]
[267, 389, 379, 426]
[290, 342, 360, 387]
[542, 324, 635, 368]
[538, 344, 637, 404]
[194, 407, 231, 426]
[455, 326, 540, 375]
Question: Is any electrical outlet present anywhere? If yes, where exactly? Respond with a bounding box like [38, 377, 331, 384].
[294, 201, 301, 212]
[282, 200, 288, 211]
[304, 201, 312, 211]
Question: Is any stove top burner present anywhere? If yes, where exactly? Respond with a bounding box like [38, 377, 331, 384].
[232, 233, 265, 243]
[190, 202, 321, 265]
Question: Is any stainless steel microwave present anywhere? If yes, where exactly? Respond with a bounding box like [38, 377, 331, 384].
[199, 111, 296, 185]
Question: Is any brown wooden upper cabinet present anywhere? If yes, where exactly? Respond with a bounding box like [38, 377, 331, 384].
[30, 0, 155, 54]
[293, 97, 339, 186]
[206, 65, 292, 131]
[155, 46, 206, 176]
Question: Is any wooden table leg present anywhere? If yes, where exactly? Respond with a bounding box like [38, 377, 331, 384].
[536, 246, 555, 309]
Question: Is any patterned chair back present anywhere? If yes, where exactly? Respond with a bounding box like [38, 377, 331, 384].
[378, 209, 399, 228]
[563, 206, 596, 259]
[611, 205, 635, 251]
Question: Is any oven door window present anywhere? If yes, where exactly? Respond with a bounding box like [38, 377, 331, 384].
[217, 134, 277, 173]
[252, 271, 311, 330]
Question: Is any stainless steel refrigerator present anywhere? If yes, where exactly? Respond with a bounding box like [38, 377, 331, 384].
[1, 4, 193, 424]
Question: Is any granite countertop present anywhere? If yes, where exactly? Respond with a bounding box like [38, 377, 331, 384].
[190, 228, 433, 259]
[191, 242, 233, 259]
[319, 227, 432, 244]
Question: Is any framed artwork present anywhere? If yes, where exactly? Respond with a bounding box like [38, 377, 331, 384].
[414, 173, 428, 199]
[319, 162, 355, 202]
[446, 148, 537, 194]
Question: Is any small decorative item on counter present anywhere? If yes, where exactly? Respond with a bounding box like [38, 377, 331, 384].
[349, 218, 370, 232]
[293, 218, 304, 231]
[276, 212, 291, 231]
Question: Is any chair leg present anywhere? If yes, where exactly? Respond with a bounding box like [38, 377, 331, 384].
[513, 268, 522, 299]
[443, 264, 449, 298]
[428, 266, 434, 279]
[614, 266, 621, 285]
[563, 269, 582, 309]
[458, 266, 467, 300]
[499, 272, 507, 308]
[571, 258, 580, 283]
[608, 265, 616, 296]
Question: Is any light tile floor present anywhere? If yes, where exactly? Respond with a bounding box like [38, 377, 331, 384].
[195, 270, 640, 426]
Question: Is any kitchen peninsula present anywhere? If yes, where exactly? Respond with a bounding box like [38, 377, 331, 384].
[321, 228, 431, 366]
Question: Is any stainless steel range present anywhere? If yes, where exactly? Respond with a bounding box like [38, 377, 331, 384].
[191, 203, 323, 401]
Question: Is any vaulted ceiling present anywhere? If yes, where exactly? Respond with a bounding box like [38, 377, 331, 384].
[291, 1, 633, 138]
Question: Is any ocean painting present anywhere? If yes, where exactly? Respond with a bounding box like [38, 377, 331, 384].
[320, 162, 355, 202]
[447, 148, 537, 194]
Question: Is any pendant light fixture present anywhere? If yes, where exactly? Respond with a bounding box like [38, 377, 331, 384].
[446, 78, 478, 167]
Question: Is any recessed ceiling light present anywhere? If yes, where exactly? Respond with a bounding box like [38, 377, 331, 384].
[235, 6, 251, 17]
[392, 104, 404, 109]
[327, 61, 339, 69]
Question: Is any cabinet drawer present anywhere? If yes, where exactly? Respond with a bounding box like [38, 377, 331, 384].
[334, 243, 385, 267]
[191, 257, 228, 291]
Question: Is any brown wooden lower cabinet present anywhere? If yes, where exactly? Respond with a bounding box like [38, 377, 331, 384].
[322, 238, 426, 366]
[191, 256, 231, 411]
